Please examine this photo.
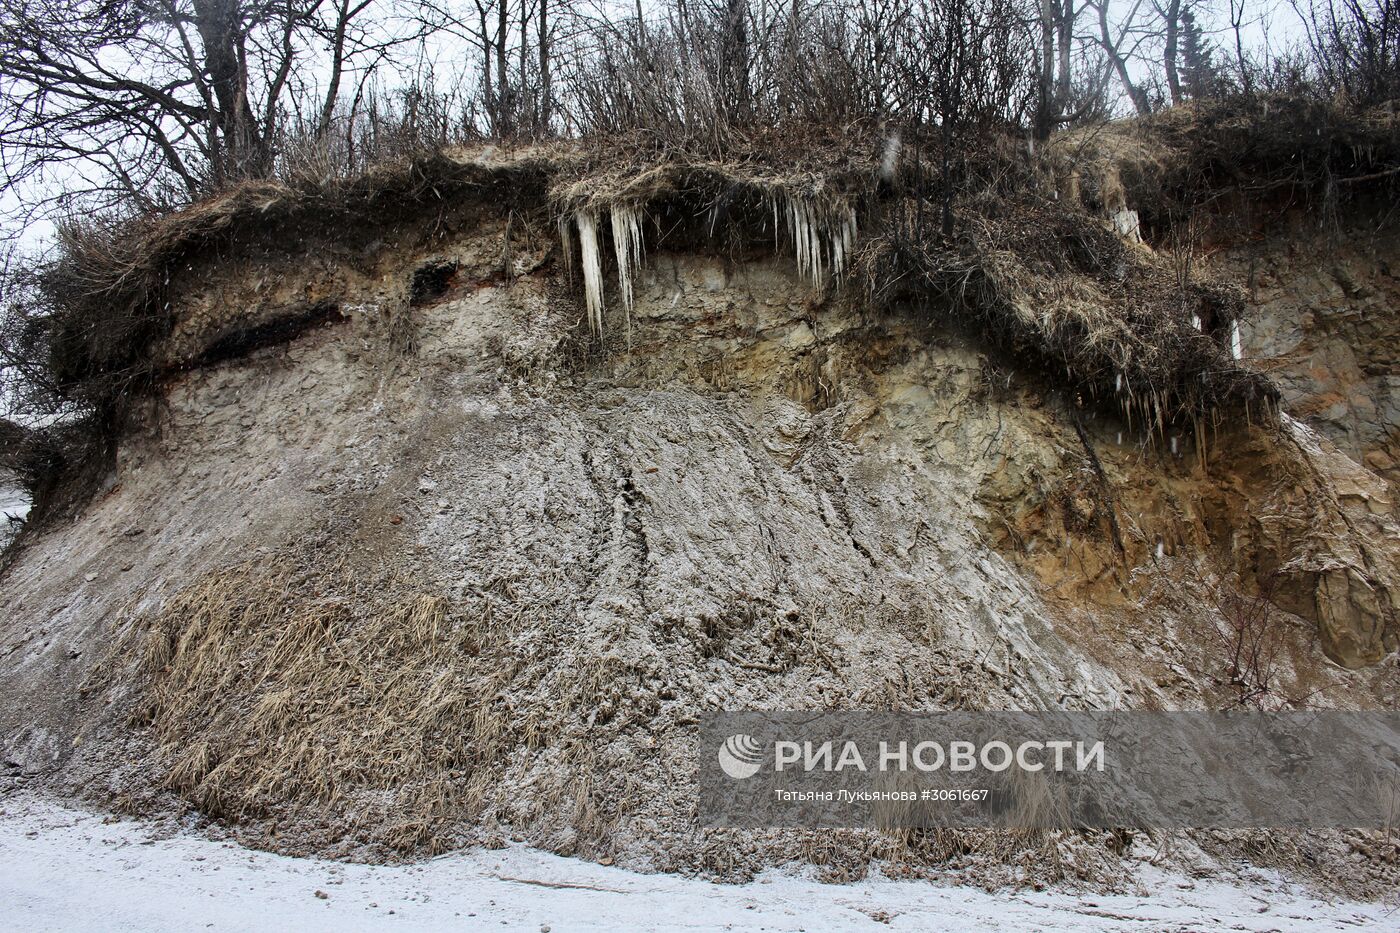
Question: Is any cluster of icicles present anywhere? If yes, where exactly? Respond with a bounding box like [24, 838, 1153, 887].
[562, 205, 644, 338]
[561, 194, 857, 337]
[781, 195, 858, 286]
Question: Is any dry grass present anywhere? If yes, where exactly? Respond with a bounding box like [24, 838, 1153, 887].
[108, 545, 668, 857]
[122, 560, 520, 853]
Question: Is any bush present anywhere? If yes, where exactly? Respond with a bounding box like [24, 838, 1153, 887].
[1301, 0, 1400, 107]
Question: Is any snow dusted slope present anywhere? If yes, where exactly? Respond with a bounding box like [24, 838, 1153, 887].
[1, 177, 1397, 887]
[1, 793, 1392, 933]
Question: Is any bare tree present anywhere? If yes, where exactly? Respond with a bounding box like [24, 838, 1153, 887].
[1087, 0, 1151, 113]
[316, 0, 379, 139]
[1157, 0, 1185, 104]
[1227, 0, 1254, 95]
[416, 0, 568, 138]
[1033, 0, 1084, 138]
[0, 0, 420, 216]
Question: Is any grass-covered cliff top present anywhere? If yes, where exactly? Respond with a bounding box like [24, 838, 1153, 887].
[6, 96, 1400, 519]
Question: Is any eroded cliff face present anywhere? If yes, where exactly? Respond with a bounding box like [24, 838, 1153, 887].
[0, 202, 1396, 878]
[1215, 217, 1400, 487]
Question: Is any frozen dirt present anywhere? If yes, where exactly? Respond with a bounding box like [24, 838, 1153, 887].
[0, 793, 1394, 932]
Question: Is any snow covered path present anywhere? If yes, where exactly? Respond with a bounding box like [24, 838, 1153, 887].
[0, 793, 1393, 932]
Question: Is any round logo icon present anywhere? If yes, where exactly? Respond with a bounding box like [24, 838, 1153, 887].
[718, 733, 764, 779]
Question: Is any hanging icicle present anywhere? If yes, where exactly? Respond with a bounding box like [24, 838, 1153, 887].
[610, 204, 645, 332]
[576, 211, 605, 335]
[557, 214, 574, 282]
[831, 207, 857, 278]
[786, 196, 821, 285]
[777, 193, 858, 288]
[880, 131, 902, 181]
[568, 190, 857, 337]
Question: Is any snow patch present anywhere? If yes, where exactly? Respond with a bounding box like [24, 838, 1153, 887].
[0, 481, 28, 550]
[0, 794, 1392, 933]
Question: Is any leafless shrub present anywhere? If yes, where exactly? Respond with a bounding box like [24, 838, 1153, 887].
[1206, 574, 1330, 710]
[1296, 0, 1400, 107]
[562, 0, 1034, 157]
[1213, 577, 1282, 708]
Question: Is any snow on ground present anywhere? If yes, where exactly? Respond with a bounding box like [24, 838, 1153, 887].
[0, 484, 29, 522]
[0, 485, 27, 551]
[0, 793, 1393, 932]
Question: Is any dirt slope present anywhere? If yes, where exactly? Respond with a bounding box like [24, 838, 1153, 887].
[0, 176, 1397, 885]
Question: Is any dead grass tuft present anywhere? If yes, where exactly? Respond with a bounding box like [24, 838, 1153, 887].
[126, 561, 501, 849]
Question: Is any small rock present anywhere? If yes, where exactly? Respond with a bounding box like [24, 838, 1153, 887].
[389, 515, 403, 525]
[84, 573, 97, 583]
[314, 890, 329, 900]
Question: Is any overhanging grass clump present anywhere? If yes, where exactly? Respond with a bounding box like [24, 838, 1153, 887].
[36, 152, 556, 410]
[548, 130, 1273, 431]
[855, 190, 1274, 431]
[1058, 96, 1400, 234]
